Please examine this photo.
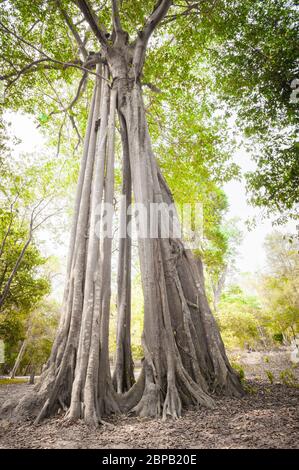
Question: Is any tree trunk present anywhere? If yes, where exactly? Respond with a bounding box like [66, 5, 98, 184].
[10, 339, 27, 379]
[0, 32, 243, 425]
[114, 79, 243, 418]
[1, 66, 117, 425]
[29, 365, 35, 385]
[0, 236, 32, 311]
[212, 265, 228, 312]
[112, 110, 135, 393]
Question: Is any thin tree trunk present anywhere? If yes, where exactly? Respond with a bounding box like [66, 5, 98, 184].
[10, 339, 27, 379]
[96, 84, 119, 419]
[29, 365, 35, 385]
[0, 235, 32, 311]
[212, 265, 227, 312]
[112, 111, 135, 393]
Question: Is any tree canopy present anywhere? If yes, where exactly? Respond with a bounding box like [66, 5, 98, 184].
[1, 0, 298, 220]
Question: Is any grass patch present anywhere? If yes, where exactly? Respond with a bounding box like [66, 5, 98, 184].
[0, 378, 27, 385]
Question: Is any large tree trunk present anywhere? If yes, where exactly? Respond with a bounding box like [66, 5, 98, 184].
[1, 66, 118, 426]
[1, 25, 243, 425]
[113, 79, 243, 418]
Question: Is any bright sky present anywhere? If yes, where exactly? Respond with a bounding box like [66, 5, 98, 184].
[5, 111, 298, 280]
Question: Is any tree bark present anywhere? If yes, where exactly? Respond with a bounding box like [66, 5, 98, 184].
[112, 111, 135, 393]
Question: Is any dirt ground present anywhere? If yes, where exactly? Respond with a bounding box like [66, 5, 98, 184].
[0, 350, 298, 449]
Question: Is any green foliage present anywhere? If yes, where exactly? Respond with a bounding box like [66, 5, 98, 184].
[216, 230, 299, 351]
[20, 300, 59, 371]
[1, 0, 297, 220]
[279, 368, 298, 388]
[130, 344, 143, 361]
[0, 196, 51, 369]
[109, 275, 144, 361]
[0, 212, 50, 310]
[0, 156, 53, 316]
[205, 0, 299, 219]
[0, 378, 27, 385]
[203, 218, 243, 308]
[231, 362, 245, 383]
[246, 140, 299, 221]
[243, 383, 257, 394]
[0, 310, 26, 368]
[216, 286, 261, 349]
[0, 299, 59, 371]
[265, 370, 274, 385]
[257, 232, 299, 343]
[129, 275, 144, 359]
[273, 333, 284, 344]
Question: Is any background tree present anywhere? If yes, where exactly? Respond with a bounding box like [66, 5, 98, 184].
[203, 218, 243, 312]
[258, 232, 299, 343]
[216, 285, 261, 350]
[16, 301, 59, 377]
[205, 0, 299, 220]
[0, 147, 66, 312]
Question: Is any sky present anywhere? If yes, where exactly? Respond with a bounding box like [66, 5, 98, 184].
[5, 111, 298, 282]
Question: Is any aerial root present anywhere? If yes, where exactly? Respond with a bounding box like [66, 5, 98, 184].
[162, 383, 182, 420]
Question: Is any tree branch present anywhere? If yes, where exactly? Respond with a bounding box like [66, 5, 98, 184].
[163, 1, 200, 24]
[1, 58, 49, 83]
[36, 70, 87, 128]
[142, 0, 173, 42]
[67, 71, 88, 111]
[133, 0, 172, 78]
[55, 0, 89, 60]
[55, 113, 67, 157]
[111, 0, 122, 33]
[0, 21, 104, 81]
[0, 193, 20, 260]
[75, 0, 108, 47]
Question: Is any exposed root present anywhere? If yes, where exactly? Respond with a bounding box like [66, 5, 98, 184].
[132, 382, 161, 418]
[162, 383, 182, 420]
[34, 398, 50, 425]
[118, 367, 145, 413]
[0, 389, 48, 423]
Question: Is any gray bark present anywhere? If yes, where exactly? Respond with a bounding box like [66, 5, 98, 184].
[112, 111, 135, 393]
